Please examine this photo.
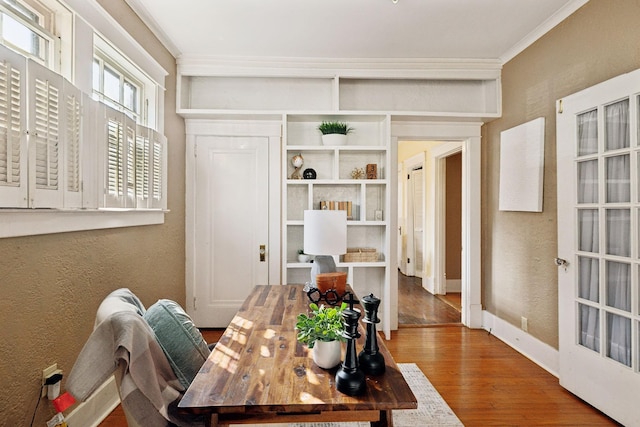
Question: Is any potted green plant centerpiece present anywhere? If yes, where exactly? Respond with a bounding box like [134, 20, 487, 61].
[296, 302, 347, 369]
[318, 121, 353, 146]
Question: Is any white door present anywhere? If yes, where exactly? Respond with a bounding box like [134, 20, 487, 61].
[557, 70, 640, 426]
[411, 168, 424, 278]
[190, 136, 269, 327]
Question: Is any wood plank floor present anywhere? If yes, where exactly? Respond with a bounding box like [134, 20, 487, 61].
[99, 280, 619, 426]
[398, 271, 462, 325]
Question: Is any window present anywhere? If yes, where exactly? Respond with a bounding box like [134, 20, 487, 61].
[93, 54, 143, 124]
[0, 0, 55, 67]
[0, 0, 168, 238]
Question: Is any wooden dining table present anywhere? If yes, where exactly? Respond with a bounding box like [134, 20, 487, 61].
[178, 284, 417, 427]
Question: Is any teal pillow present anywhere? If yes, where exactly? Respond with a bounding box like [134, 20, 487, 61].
[143, 299, 210, 388]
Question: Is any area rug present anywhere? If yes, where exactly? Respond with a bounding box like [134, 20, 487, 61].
[286, 363, 464, 427]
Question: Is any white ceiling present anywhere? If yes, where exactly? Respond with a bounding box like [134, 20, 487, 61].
[126, 0, 587, 64]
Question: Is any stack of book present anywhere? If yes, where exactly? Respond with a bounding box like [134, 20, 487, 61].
[319, 200, 353, 220]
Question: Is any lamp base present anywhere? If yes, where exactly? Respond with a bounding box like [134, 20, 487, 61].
[310, 255, 337, 286]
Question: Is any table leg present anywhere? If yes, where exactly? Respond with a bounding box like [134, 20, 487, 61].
[371, 410, 393, 427]
[208, 413, 230, 427]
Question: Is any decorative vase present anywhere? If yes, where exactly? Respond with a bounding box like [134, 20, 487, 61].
[312, 340, 341, 369]
[321, 134, 347, 146]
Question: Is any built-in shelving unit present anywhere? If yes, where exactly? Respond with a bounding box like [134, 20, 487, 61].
[176, 59, 502, 120]
[282, 114, 391, 308]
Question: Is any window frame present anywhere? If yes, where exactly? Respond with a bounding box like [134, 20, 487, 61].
[0, 0, 58, 68]
[0, 0, 169, 239]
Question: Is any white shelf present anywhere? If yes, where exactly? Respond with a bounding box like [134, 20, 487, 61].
[283, 113, 391, 319]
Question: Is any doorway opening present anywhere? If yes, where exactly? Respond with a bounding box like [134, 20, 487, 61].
[396, 141, 462, 326]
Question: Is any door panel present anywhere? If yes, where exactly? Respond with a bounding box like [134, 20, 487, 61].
[412, 168, 424, 277]
[557, 71, 640, 426]
[191, 136, 269, 327]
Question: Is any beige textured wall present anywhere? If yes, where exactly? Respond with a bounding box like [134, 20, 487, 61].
[0, 2, 185, 425]
[482, 0, 640, 348]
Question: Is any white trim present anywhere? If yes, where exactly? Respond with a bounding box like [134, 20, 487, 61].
[446, 279, 461, 292]
[63, 0, 168, 84]
[0, 210, 165, 238]
[482, 310, 559, 377]
[65, 375, 119, 427]
[430, 143, 463, 295]
[124, 0, 181, 58]
[500, 0, 589, 64]
[391, 121, 482, 329]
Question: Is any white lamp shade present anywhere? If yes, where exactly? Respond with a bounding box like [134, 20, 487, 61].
[303, 210, 347, 255]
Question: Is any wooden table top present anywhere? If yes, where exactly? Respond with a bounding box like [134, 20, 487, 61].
[179, 285, 417, 417]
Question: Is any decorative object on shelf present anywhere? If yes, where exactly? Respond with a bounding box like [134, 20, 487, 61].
[351, 167, 365, 179]
[290, 154, 304, 179]
[335, 292, 366, 396]
[318, 121, 353, 146]
[303, 168, 316, 179]
[304, 210, 347, 287]
[297, 249, 311, 263]
[366, 163, 378, 179]
[319, 200, 353, 219]
[358, 293, 385, 376]
[295, 302, 347, 369]
[344, 247, 379, 263]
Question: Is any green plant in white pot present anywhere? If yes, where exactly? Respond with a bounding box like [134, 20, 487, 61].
[296, 302, 347, 369]
[318, 121, 353, 146]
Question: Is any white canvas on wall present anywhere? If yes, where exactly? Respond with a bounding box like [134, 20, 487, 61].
[499, 117, 545, 212]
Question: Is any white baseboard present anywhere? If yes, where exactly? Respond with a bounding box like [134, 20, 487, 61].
[66, 375, 119, 427]
[482, 310, 559, 377]
[445, 279, 461, 292]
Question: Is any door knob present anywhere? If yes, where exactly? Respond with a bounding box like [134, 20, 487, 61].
[260, 244, 266, 262]
[554, 257, 569, 271]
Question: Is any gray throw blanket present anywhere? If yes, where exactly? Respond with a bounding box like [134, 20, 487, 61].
[67, 311, 203, 427]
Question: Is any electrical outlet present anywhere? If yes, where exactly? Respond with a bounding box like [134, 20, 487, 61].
[521, 316, 528, 332]
[42, 363, 60, 398]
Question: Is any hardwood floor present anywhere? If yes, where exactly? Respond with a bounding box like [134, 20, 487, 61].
[99, 282, 619, 426]
[398, 271, 462, 325]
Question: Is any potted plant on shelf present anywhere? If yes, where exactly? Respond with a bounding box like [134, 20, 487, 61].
[318, 121, 353, 146]
[297, 249, 311, 263]
[296, 302, 347, 369]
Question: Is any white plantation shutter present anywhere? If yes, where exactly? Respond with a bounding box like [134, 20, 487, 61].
[81, 93, 103, 209]
[0, 45, 27, 207]
[135, 125, 150, 208]
[125, 117, 136, 207]
[150, 129, 166, 209]
[28, 59, 63, 208]
[105, 106, 124, 207]
[62, 80, 82, 208]
[104, 106, 135, 208]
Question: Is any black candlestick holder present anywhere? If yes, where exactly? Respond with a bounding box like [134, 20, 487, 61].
[358, 293, 385, 375]
[335, 292, 366, 396]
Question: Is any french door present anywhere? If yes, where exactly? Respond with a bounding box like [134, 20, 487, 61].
[557, 70, 640, 426]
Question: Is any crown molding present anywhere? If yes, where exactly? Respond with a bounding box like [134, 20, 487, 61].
[500, 0, 589, 64]
[124, 0, 181, 58]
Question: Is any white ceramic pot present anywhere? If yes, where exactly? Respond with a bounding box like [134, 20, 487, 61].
[321, 134, 347, 146]
[298, 254, 311, 263]
[312, 340, 342, 369]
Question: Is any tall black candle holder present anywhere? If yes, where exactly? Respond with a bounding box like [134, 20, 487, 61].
[358, 293, 385, 375]
[335, 292, 366, 396]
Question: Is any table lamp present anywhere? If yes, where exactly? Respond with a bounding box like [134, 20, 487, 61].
[304, 210, 347, 287]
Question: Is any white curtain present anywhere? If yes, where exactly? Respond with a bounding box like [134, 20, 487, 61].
[576, 102, 632, 366]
